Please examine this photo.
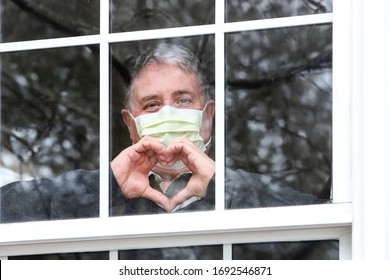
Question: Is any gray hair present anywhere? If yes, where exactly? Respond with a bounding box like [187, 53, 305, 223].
[125, 43, 210, 111]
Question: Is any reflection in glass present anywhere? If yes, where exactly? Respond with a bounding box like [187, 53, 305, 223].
[119, 245, 223, 260]
[110, 0, 215, 32]
[225, 25, 332, 209]
[109, 36, 215, 217]
[233, 240, 339, 260]
[0, 46, 100, 223]
[226, 0, 333, 22]
[0, 0, 100, 43]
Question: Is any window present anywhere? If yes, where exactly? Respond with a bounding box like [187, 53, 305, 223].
[1, 0, 389, 261]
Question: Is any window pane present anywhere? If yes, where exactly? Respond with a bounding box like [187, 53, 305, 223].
[233, 240, 338, 260]
[0, 0, 99, 43]
[225, 24, 332, 209]
[119, 245, 222, 260]
[9, 251, 109, 260]
[109, 36, 215, 216]
[110, 0, 215, 32]
[0, 46, 100, 223]
[226, 0, 333, 22]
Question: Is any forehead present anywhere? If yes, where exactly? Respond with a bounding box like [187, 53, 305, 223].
[132, 63, 202, 97]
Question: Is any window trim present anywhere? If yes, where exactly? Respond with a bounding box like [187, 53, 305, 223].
[349, 0, 390, 259]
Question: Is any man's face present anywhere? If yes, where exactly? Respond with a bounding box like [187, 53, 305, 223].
[121, 62, 215, 145]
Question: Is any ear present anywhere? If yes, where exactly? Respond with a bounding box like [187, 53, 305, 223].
[121, 109, 140, 143]
[203, 99, 215, 126]
[200, 99, 215, 141]
[121, 109, 132, 127]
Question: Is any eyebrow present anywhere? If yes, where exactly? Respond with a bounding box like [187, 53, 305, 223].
[140, 94, 159, 103]
[174, 89, 196, 96]
[140, 90, 194, 101]
[138, 89, 199, 106]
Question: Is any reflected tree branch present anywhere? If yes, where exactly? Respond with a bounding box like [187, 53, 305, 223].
[1, 70, 99, 122]
[10, 0, 85, 36]
[227, 51, 332, 89]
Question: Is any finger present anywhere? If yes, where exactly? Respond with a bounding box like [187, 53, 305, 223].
[133, 136, 166, 154]
[168, 187, 205, 212]
[168, 175, 208, 211]
[164, 138, 200, 163]
[143, 187, 170, 211]
[166, 138, 197, 152]
[132, 137, 167, 166]
[168, 188, 194, 212]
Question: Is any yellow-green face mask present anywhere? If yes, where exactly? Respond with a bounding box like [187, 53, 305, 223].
[129, 105, 210, 170]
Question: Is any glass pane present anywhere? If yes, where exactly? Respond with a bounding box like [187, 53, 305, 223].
[233, 240, 339, 260]
[119, 245, 222, 260]
[109, 36, 215, 216]
[9, 251, 109, 260]
[111, 0, 215, 32]
[225, 24, 332, 209]
[0, 46, 100, 223]
[0, 0, 100, 43]
[226, 0, 333, 22]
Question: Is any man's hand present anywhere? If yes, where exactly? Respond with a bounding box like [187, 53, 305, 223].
[111, 136, 170, 210]
[111, 137, 215, 212]
[162, 138, 215, 212]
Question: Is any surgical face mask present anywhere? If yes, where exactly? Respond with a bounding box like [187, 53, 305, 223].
[129, 104, 211, 170]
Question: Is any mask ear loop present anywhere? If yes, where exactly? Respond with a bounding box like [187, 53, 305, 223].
[200, 101, 212, 150]
[204, 136, 212, 149]
[201, 101, 209, 113]
[127, 110, 136, 121]
[127, 111, 144, 143]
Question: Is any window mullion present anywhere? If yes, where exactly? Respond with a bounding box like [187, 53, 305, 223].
[99, 0, 110, 219]
[223, 244, 232, 260]
[214, 0, 225, 213]
[339, 231, 352, 260]
[109, 250, 118, 260]
[332, 0, 353, 203]
[99, 42, 110, 219]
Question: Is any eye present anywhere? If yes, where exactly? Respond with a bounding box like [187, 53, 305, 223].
[144, 101, 161, 112]
[176, 97, 192, 107]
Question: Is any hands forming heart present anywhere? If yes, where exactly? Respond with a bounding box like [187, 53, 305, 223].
[111, 136, 215, 212]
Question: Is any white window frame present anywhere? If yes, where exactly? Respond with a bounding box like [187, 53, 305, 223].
[1, 0, 388, 260]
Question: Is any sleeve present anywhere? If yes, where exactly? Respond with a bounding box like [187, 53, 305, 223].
[1, 169, 100, 223]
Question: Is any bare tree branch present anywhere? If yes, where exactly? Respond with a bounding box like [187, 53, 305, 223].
[227, 51, 332, 89]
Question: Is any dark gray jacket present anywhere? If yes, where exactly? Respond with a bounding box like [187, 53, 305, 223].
[0, 168, 326, 223]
